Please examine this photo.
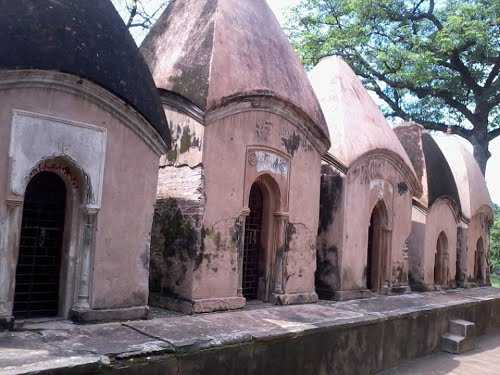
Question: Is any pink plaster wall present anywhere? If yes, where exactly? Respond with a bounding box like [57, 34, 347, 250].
[337, 156, 413, 291]
[422, 200, 458, 286]
[466, 213, 490, 282]
[0, 82, 159, 311]
[197, 110, 322, 300]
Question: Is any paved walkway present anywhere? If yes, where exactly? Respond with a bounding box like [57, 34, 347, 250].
[380, 329, 500, 375]
[1, 287, 499, 374]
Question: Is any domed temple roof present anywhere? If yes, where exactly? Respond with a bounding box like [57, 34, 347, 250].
[433, 134, 493, 220]
[0, 0, 169, 143]
[395, 123, 492, 219]
[310, 57, 417, 177]
[396, 123, 460, 209]
[140, 0, 329, 144]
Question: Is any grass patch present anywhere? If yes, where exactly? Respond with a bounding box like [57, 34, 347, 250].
[492, 275, 500, 288]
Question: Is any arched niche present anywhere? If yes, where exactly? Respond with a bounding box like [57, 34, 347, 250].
[367, 200, 390, 292]
[434, 231, 449, 287]
[2, 154, 99, 322]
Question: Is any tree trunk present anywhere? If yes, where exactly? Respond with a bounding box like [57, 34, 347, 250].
[470, 133, 491, 175]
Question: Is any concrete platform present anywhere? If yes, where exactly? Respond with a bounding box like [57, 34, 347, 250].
[1, 288, 500, 375]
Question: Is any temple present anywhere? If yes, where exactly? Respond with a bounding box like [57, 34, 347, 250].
[310, 56, 422, 300]
[0, 0, 493, 328]
[0, 0, 170, 326]
[141, 0, 330, 313]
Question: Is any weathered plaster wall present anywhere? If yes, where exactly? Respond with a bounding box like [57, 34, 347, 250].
[338, 156, 413, 292]
[466, 212, 491, 283]
[151, 166, 205, 301]
[159, 108, 204, 168]
[422, 199, 458, 288]
[408, 206, 427, 289]
[0, 82, 159, 314]
[198, 110, 322, 303]
[150, 106, 205, 305]
[316, 163, 345, 299]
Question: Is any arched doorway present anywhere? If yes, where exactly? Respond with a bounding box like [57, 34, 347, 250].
[242, 176, 280, 302]
[434, 232, 448, 287]
[13, 172, 67, 319]
[367, 201, 388, 292]
[474, 238, 484, 283]
[242, 184, 265, 300]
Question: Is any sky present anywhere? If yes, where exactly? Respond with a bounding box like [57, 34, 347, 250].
[113, 0, 499, 205]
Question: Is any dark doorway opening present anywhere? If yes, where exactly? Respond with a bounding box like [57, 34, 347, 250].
[242, 184, 265, 300]
[434, 232, 448, 287]
[474, 238, 484, 283]
[14, 172, 67, 319]
[367, 202, 388, 292]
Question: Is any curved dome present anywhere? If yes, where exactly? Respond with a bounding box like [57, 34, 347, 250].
[433, 134, 493, 220]
[310, 56, 415, 174]
[395, 123, 460, 209]
[0, 0, 169, 143]
[140, 0, 329, 145]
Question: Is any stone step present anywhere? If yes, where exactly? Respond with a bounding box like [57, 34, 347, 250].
[441, 333, 475, 354]
[449, 319, 475, 338]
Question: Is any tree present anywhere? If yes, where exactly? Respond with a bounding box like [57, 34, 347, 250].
[113, 0, 166, 32]
[286, 0, 500, 173]
[491, 204, 500, 272]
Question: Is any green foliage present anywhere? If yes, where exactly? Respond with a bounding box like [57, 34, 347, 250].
[491, 204, 500, 272]
[492, 275, 500, 288]
[286, 0, 500, 171]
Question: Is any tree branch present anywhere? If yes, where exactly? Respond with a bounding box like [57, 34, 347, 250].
[361, 71, 472, 139]
[485, 62, 500, 88]
[353, 54, 477, 124]
[125, 0, 138, 28]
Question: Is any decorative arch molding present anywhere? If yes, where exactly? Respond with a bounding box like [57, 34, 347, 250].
[236, 146, 293, 302]
[474, 204, 495, 224]
[26, 156, 93, 206]
[8, 109, 106, 209]
[0, 70, 167, 155]
[349, 149, 422, 198]
[0, 109, 106, 323]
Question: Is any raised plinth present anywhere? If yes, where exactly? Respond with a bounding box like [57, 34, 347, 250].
[70, 306, 149, 323]
[151, 294, 246, 314]
[2, 288, 500, 375]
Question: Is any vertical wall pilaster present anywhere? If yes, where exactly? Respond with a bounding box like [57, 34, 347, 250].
[73, 206, 98, 311]
[237, 209, 250, 298]
[272, 212, 289, 296]
[0, 198, 23, 327]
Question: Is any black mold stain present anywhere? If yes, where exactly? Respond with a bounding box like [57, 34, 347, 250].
[231, 218, 244, 251]
[398, 182, 408, 195]
[319, 165, 343, 233]
[140, 251, 150, 271]
[180, 125, 201, 154]
[281, 131, 301, 157]
[408, 272, 427, 292]
[315, 244, 340, 299]
[150, 198, 200, 293]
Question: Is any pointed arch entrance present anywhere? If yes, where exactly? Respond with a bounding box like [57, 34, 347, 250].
[13, 172, 67, 319]
[367, 201, 389, 292]
[242, 175, 281, 302]
[434, 232, 449, 287]
[474, 237, 484, 283]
